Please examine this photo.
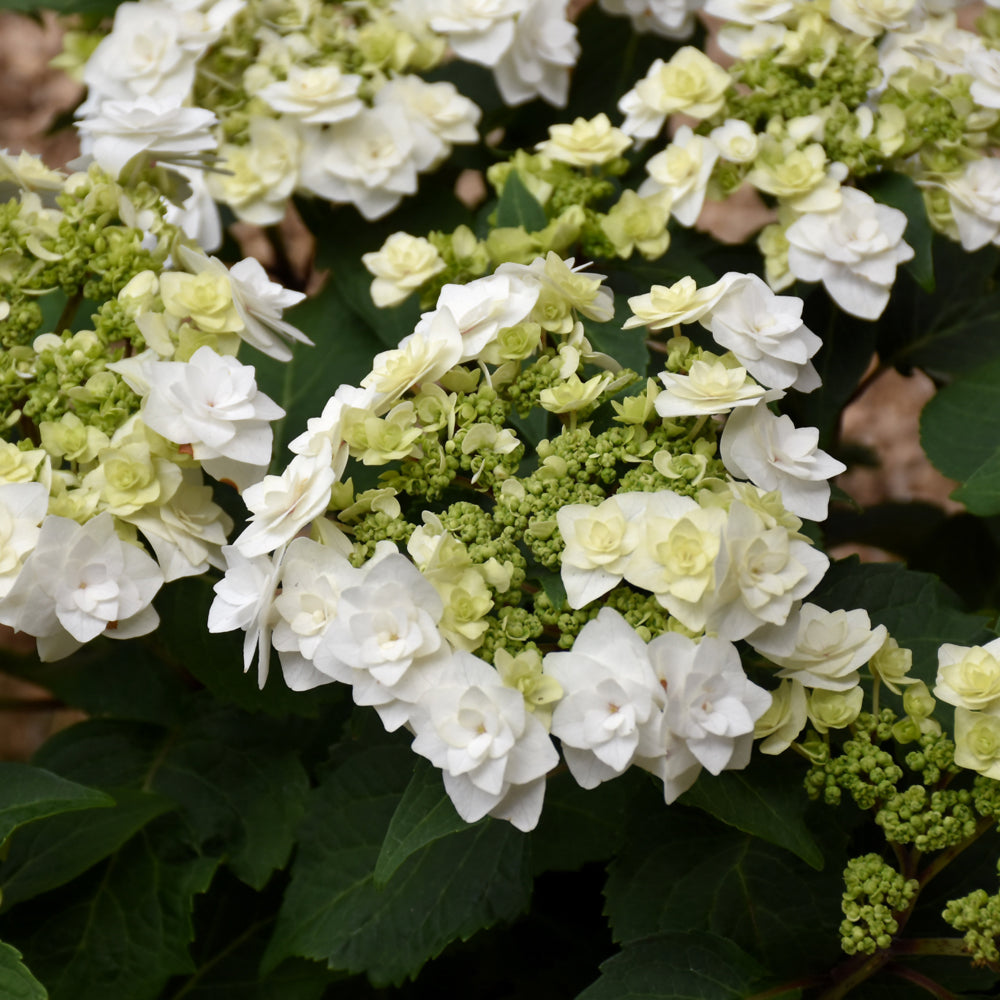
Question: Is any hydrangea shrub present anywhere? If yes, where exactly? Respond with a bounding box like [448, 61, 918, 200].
[6, 1, 1000, 998]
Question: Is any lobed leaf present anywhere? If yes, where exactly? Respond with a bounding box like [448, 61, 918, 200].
[264, 745, 531, 986]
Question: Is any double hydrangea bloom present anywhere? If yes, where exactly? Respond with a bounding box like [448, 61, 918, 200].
[0, 153, 304, 660]
[208, 253, 886, 830]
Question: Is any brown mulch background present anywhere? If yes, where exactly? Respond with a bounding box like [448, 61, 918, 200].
[0, 10, 961, 761]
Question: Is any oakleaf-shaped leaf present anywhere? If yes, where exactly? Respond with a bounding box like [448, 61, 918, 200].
[0, 940, 47, 1000]
[576, 933, 767, 1000]
[30, 711, 311, 891]
[679, 754, 823, 870]
[8, 825, 218, 1000]
[603, 801, 843, 978]
[264, 745, 531, 986]
[0, 764, 112, 846]
[374, 759, 471, 887]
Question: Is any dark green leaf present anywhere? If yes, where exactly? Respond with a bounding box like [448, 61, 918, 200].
[582, 293, 649, 376]
[953, 450, 1000, 516]
[9, 826, 217, 1000]
[264, 745, 531, 986]
[679, 753, 823, 870]
[920, 355, 1000, 482]
[374, 760, 470, 887]
[576, 933, 767, 1000]
[529, 770, 634, 875]
[0, 788, 172, 910]
[0, 764, 112, 846]
[810, 559, 993, 684]
[603, 804, 843, 978]
[0, 637, 193, 725]
[866, 172, 934, 291]
[0, 940, 47, 1000]
[536, 570, 568, 611]
[29, 711, 311, 891]
[495, 171, 547, 231]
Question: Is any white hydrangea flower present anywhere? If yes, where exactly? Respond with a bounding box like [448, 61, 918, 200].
[705, 500, 830, 641]
[410, 648, 559, 831]
[638, 126, 719, 226]
[234, 442, 338, 558]
[176, 246, 311, 361]
[754, 678, 808, 754]
[623, 492, 727, 610]
[599, 0, 700, 39]
[721, 401, 846, 521]
[544, 608, 662, 788]
[136, 345, 285, 489]
[429, 0, 523, 67]
[300, 105, 419, 220]
[535, 113, 631, 168]
[619, 48, 730, 140]
[624, 274, 737, 331]
[750, 604, 887, 692]
[785, 187, 914, 320]
[829, 0, 918, 37]
[364, 309, 463, 406]
[0, 513, 164, 662]
[81, 1, 202, 105]
[0, 482, 50, 598]
[413, 272, 539, 363]
[207, 117, 302, 226]
[935, 638, 1000, 712]
[649, 631, 771, 775]
[208, 543, 283, 685]
[704, 0, 794, 25]
[493, 0, 579, 107]
[375, 76, 481, 171]
[702, 273, 821, 392]
[557, 493, 650, 608]
[940, 158, 1000, 252]
[258, 64, 364, 124]
[124, 469, 232, 581]
[362, 232, 447, 308]
[709, 120, 761, 164]
[271, 536, 363, 691]
[655, 359, 766, 419]
[314, 552, 446, 730]
[76, 98, 217, 179]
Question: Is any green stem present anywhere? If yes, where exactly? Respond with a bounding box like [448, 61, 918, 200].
[891, 937, 970, 958]
[886, 963, 956, 999]
[919, 816, 996, 889]
[815, 948, 895, 1000]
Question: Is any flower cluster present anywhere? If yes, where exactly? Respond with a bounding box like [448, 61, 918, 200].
[69, 0, 581, 235]
[375, 2, 1000, 322]
[0, 152, 303, 659]
[209, 251, 891, 830]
